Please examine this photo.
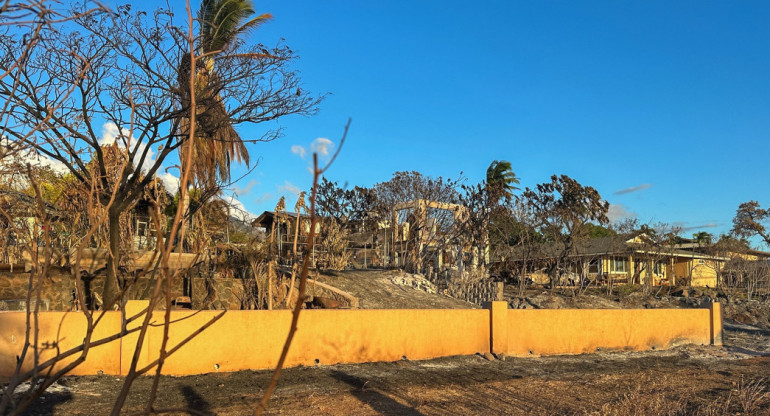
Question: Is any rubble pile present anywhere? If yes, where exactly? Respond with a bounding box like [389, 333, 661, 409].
[390, 272, 437, 294]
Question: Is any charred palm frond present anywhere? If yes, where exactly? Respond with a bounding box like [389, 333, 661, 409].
[175, 0, 271, 187]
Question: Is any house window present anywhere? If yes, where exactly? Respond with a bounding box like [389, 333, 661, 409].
[589, 259, 600, 274]
[654, 261, 666, 275]
[137, 221, 148, 237]
[610, 257, 628, 273]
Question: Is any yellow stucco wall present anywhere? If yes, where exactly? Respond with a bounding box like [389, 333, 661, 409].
[120, 307, 490, 375]
[506, 308, 711, 356]
[0, 311, 122, 378]
[1, 301, 719, 378]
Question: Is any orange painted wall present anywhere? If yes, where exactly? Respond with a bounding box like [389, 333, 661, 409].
[506, 308, 711, 356]
[1, 303, 719, 378]
[122, 308, 491, 375]
[0, 311, 122, 378]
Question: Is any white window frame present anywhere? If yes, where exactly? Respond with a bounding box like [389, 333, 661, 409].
[610, 257, 628, 273]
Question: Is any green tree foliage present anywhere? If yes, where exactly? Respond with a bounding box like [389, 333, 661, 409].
[692, 231, 713, 245]
[485, 160, 519, 205]
[582, 223, 616, 239]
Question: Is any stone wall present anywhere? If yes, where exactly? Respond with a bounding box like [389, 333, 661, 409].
[0, 270, 247, 311]
[442, 280, 504, 305]
[190, 278, 245, 310]
[0, 270, 71, 311]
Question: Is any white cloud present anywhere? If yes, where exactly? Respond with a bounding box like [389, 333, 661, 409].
[22, 150, 68, 174]
[100, 122, 156, 174]
[290, 145, 306, 159]
[277, 180, 301, 196]
[100, 122, 123, 145]
[157, 172, 179, 195]
[607, 203, 637, 222]
[310, 137, 334, 157]
[0, 138, 69, 174]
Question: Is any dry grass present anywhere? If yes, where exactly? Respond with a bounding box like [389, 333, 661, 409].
[590, 375, 768, 416]
[735, 377, 770, 415]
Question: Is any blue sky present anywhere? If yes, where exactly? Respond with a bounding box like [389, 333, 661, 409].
[129, 1, 770, 245]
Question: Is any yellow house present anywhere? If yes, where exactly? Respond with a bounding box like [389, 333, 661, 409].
[505, 235, 729, 287]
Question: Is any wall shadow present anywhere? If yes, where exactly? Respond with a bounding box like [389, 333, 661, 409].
[330, 370, 425, 416]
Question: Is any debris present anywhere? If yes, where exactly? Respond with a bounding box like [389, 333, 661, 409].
[390, 272, 437, 294]
[13, 381, 70, 396]
[310, 296, 341, 309]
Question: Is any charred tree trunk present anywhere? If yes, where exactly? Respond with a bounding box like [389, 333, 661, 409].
[104, 207, 122, 309]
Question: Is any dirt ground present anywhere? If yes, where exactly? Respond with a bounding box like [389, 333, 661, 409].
[14, 322, 770, 416]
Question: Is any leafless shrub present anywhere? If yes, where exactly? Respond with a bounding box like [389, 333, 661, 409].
[320, 220, 351, 271]
[735, 377, 769, 416]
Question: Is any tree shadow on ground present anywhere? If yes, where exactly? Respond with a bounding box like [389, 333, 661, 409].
[330, 370, 425, 416]
[19, 391, 73, 416]
[180, 385, 214, 416]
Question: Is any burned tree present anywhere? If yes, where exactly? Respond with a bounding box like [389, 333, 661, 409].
[732, 201, 770, 247]
[0, 0, 324, 413]
[373, 171, 466, 277]
[0, 4, 319, 306]
[523, 174, 609, 288]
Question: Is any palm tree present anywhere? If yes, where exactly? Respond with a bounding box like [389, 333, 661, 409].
[178, 0, 272, 186]
[485, 160, 519, 205]
[693, 231, 713, 246]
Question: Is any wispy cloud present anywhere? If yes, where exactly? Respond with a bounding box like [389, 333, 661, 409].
[290, 145, 306, 159]
[255, 192, 272, 204]
[607, 203, 637, 222]
[277, 180, 301, 196]
[614, 183, 652, 195]
[233, 179, 258, 196]
[1, 137, 69, 174]
[679, 223, 719, 232]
